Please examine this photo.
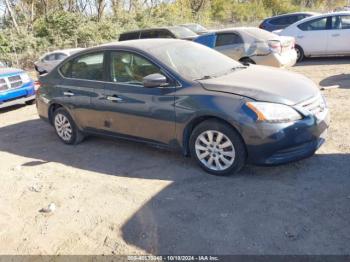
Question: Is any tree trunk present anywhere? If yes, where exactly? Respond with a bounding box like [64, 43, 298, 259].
[4, 0, 19, 33]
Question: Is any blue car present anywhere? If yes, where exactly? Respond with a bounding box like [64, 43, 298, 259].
[0, 67, 36, 109]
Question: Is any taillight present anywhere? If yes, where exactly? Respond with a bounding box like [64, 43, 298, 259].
[34, 81, 41, 93]
[268, 41, 282, 54]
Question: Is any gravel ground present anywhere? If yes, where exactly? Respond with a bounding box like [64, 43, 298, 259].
[0, 58, 349, 255]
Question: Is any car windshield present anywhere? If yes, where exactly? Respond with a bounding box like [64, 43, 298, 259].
[183, 24, 208, 33]
[0, 62, 5, 67]
[168, 26, 198, 38]
[148, 41, 243, 80]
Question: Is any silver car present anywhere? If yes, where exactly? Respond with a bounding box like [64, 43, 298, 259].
[195, 27, 297, 68]
[34, 48, 84, 74]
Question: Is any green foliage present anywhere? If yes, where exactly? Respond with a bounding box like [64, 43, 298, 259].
[0, 0, 348, 68]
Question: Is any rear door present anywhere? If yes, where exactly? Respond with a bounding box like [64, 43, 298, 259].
[57, 51, 106, 129]
[296, 16, 330, 55]
[214, 32, 245, 60]
[327, 15, 350, 54]
[96, 50, 176, 145]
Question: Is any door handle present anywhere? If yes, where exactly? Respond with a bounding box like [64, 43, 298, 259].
[332, 33, 340, 37]
[63, 91, 74, 97]
[106, 95, 123, 102]
[297, 35, 304, 39]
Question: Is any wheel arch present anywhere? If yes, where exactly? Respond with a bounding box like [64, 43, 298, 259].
[48, 103, 63, 125]
[182, 115, 246, 156]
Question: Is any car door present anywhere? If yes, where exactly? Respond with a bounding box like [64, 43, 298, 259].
[327, 15, 350, 54]
[296, 16, 330, 55]
[95, 50, 176, 145]
[214, 33, 245, 60]
[57, 51, 106, 129]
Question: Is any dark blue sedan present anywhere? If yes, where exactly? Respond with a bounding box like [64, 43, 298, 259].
[259, 12, 318, 32]
[36, 39, 329, 175]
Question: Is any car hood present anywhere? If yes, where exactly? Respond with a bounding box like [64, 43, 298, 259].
[0, 67, 23, 76]
[198, 65, 319, 106]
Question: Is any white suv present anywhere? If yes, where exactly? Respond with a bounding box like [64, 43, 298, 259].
[278, 11, 350, 61]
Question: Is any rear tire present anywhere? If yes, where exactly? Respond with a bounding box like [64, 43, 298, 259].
[295, 45, 304, 62]
[189, 120, 247, 176]
[53, 108, 84, 145]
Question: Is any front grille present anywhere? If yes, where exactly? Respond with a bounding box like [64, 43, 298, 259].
[8, 75, 23, 89]
[299, 95, 326, 116]
[0, 74, 23, 92]
[0, 78, 7, 91]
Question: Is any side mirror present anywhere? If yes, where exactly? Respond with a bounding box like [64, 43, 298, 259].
[143, 73, 168, 88]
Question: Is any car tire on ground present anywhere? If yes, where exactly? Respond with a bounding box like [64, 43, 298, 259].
[239, 57, 256, 66]
[53, 108, 84, 145]
[25, 99, 36, 105]
[189, 120, 247, 176]
[295, 45, 304, 62]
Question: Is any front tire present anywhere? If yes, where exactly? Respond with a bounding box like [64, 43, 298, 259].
[53, 108, 84, 145]
[25, 99, 36, 105]
[189, 120, 247, 176]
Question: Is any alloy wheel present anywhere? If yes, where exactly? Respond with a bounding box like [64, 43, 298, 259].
[195, 130, 236, 171]
[54, 113, 73, 141]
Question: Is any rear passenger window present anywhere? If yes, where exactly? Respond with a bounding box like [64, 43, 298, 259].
[341, 15, 350, 29]
[68, 52, 104, 80]
[215, 33, 243, 47]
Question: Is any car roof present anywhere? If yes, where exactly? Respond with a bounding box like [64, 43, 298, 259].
[101, 39, 185, 51]
[213, 26, 259, 33]
[120, 26, 183, 34]
[266, 11, 319, 20]
[41, 48, 84, 57]
[291, 11, 350, 26]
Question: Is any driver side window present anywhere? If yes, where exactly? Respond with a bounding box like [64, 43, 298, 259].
[110, 52, 162, 85]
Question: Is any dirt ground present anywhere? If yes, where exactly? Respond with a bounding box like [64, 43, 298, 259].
[0, 57, 349, 255]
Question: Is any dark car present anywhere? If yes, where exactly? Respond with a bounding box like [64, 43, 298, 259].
[36, 39, 329, 176]
[119, 26, 198, 41]
[260, 12, 318, 32]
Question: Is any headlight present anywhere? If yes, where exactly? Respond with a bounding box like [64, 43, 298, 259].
[246, 102, 302, 123]
[20, 73, 31, 83]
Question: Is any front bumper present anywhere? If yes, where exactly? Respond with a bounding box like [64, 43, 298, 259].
[244, 109, 330, 165]
[0, 81, 35, 109]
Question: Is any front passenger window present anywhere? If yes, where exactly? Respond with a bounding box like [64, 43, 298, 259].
[110, 52, 162, 85]
[298, 17, 328, 31]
